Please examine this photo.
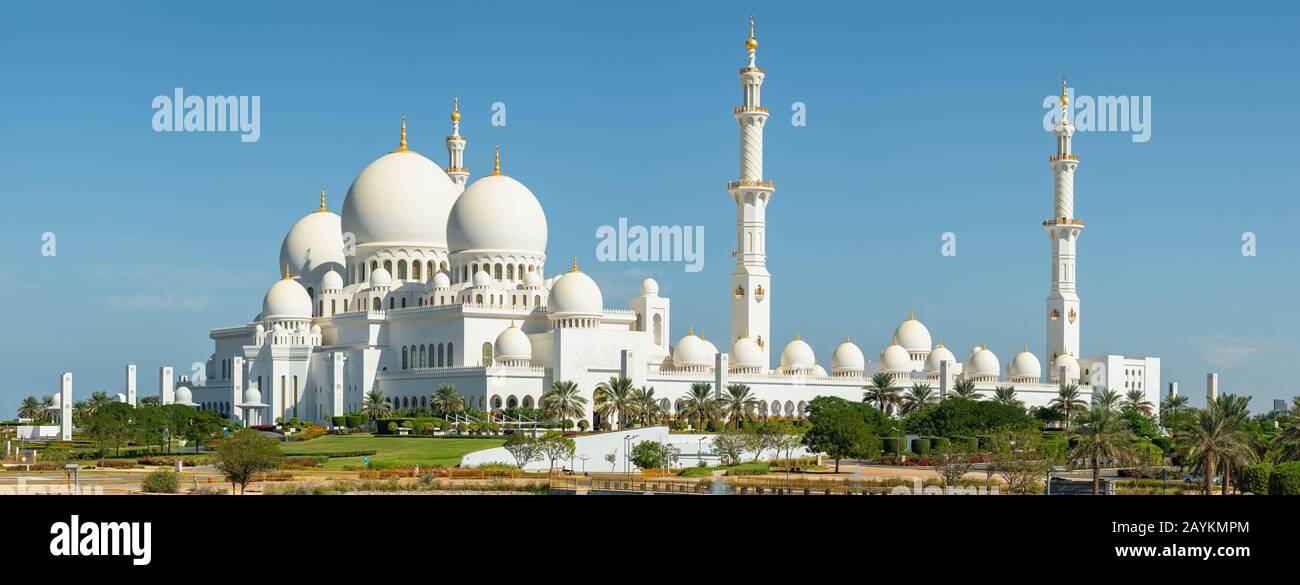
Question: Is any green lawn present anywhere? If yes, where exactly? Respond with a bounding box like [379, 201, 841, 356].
[281, 434, 503, 468]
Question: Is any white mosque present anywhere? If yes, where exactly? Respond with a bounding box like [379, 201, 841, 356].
[176, 20, 1159, 427]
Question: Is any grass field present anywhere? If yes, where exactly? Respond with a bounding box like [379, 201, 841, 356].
[281, 434, 503, 468]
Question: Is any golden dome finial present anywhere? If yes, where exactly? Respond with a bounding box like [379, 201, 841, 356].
[510, 319, 517, 328]
[700, 330, 706, 341]
[282, 265, 292, 280]
[492, 144, 502, 176]
[1024, 344, 1029, 352]
[795, 330, 801, 341]
[1060, 75, 1069, 107]
[908, 309, 915, 320]
[451, 93, 461, 123]
[844, 334, 851, 343]
[746, 15, 758, 50]
[937, 340, 944, 348]
[318, 185, 327, 212]
[570, 256, 579, 272]
[689, 324, 695, 336]
[892, 333, 899, 345]
[395, 113, 409, 152]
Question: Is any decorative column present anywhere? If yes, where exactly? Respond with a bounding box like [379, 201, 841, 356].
[1045, 76, 1084, 365]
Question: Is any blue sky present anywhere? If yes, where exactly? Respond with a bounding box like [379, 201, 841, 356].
[1, 1, 1297, 415]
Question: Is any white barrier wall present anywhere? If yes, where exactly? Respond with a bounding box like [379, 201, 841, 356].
[460, 426, 812, 472]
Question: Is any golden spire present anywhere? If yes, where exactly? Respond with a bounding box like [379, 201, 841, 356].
[844, 335, 851, 343]
[937, 340, 944, 348]
[689, 324, 695, 336]
[318, 185, 327, 212]
[892, 334, 899, 345]
[570, 256, 579, 272]
[451, 94, 461, 123]
[746, 15, 758, 50]
[700, 330, 706, 341]
[1060, 75, 1069, 107]
[510, 319, 517, 328]
[1024, 344, 1029, 352]
[795, 330, 801, 341]
[908, 309, 915, 320]
[492, 144, 502, 175]
[282, 265, 292, 280]
[395, 113, 409, 152]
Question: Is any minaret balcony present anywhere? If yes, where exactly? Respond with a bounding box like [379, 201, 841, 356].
[734, 105, 768, 114]
[445, 166, 470, 173]
[728, 179, 775, 189]
[1042, 218, 1085, 226]
[739, 66, 765, 74]
[1049, 154, 1079, 162]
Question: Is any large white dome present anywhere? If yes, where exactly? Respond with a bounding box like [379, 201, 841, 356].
[831, 338, 865, 372]
[321, 268, 344, 291]
[673, 332, 712, 368]
[730, 336, 763, 368]
[880, 341, 913, 372]
[1008, 347, 1042, 380]
[549, 269, 603, 316]
[780, 335, 816, 370]
[968, 345, 1001, 377]
[174, 385, 194, 405]
[494, 322, 532, 363]
[262, 276, 312, 319]
[341, 149, 459, 247]
[925, 343, 957, 372]
[447, 174, 547, 255]
[893, 313, 932, 352]
[1053, 352, 1080, 382]
[279, 209, 345, 281]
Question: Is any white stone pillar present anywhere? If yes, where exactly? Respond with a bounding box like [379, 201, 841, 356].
[125, 364, 137, 406]
[1207, 373, 1219, 402]
[231, 356, 244, 423]
[1168, 382, 1178, 398]
[714, 354, 730, 399]
[159, 366, 174, 405]
[331, 353, 346, 421]
[59, 372, 72, 441]
[939, 361, 950, 400]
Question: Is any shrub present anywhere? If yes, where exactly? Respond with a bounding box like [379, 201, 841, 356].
[141, 470, 179, 494]
[910, 438, 932, 455]
[950, 436, 978, 452]
[344, 414, 365, 429]
[1236, 463, 1271, 495]
[1268, 462, 1300, 495]
[98, 459, 136, 469]
[931, 437, 951, 452]
[440, 421, 453, 432]
[331, 416, 346, 427]
[706, 419, 724, 433]
[882, 437, 904, 456]
[386, 422, 398, 433]
[579, 419, 591, 431]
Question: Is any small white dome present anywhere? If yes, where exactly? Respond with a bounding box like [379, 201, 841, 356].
[113, 393, 127, 403]
[447, 174, 547, 255]
[174, 385, 193, 405]
[549, 268, 603, 316]
[493, 322, 532, 363]
[430, 271, 451, 289]
[880, 342, 913, 372]
[321, 268, 344, 291]
[262, 277, 313, 319]
[673, 332, 712, 368]
[472, 270, 492, 287]
[243, 386, 262, 405]
[699, 335, 719, 360]
[369, 267, 392, 288]
[279, 209, 345, 281]
[893, 313, 932, 352]
[968, 345, 1001, 377]
[812, 365, 828, 377]
[780, 335, 816, 370]
[640, 277, 659, 297]
[831, 339, 866, 372]
[1008, 347, 1042, 380]
[730, 336, 763, 368]
[925, 343, 957, 372]
[341, 149, 460, 247]
[523, 270, 543, 286]
[1053, 353, 1080, 382]
[49, 393, 62, 409]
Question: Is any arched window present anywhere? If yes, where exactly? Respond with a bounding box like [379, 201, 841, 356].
[370, 260, 378, 273]
[534, 295, 541, 306]
[506, 395, 518, 408]
[318, 300, 323, 315]
[507, 264, 514, 280]
[412, 261, 421, 281]
[437, 343, 445, 367]
[427, 261, 435, 279]
[397, 260, 407, 280]
[373, 298, 381, 311]
[419, 345, 426, 368]
[481, 342, 493, 366]
[400, 298, 406, 308]
[389, 297, 394, 310]
[448, 343, 454, 366]
[490, 395, 502, 410]
[475, 294, 483, 304]
[421, 396, 427, 408]
[522, 395, 534, 408]
[494, 264, 503, 280]
[402, 347, 408, 369]
[384, 259, 393, 273]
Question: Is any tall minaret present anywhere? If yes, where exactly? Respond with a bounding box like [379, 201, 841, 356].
[1044, 76, 1084, 366]
[729, 16, 775, 368]
[445, 94, 469, 191]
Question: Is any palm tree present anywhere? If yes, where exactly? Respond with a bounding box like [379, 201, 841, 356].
[1122, 389, 1154, 415]
[363, 390, 391, 426]
[993, 386, 1023, 410]
[629, 386, 663, 426]
[1093, 388, 1122, 411]
[721, 384, 758, 428]
[1212, 394, 1255, 495]
[1275, 396, 1300, 461]
[901, 383, 937, 415]
[430, 384, 464, 418]
[1050, 384, 1087, 423]
[862, 372, 902, 413]
[1161, 394, 1190, 415]
[594, 376, 637, 430]
[1182, 395, 1257, 495]
[542, 380, 587, 429]
[17, 396, 42, 421]
[678, 383, 721, 431]
[951, 378, 981, 401]
[1069, 405, 1137, 495]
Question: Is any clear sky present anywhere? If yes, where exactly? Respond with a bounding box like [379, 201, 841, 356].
[1, 1, 1297, 416]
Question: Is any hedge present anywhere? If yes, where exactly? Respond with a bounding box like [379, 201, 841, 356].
[882, 437, 905, 456]
[1268, 461, 1300, 495]
[931, 437, 951, 452]
[1235, 463, 1271, 495]
[284, 450, 377, 458]
[910, 438, 932, 455]
[862, 436, 882, 457]
[345, 415, 365, 428]
[376, 417, 447, 434]
[950, 436, 978, 452]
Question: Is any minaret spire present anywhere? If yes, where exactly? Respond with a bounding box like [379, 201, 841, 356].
[393, 113, 410, 153]
[492, 144, 502, 176]
[445, 94, 470, 190]
[729, 14, 775, 370]
[1044, 75, 1084, 378]
[318, 185, 327, 212]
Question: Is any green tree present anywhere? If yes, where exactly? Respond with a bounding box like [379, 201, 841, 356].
[363, 390, 391, 425]
[430, 384, 464, 417]
[630, 440, 671, 471]
[1069, 406, 1136, 495]
[1122, 389, 1154, 415]
[1050, 384, 1087, 423]
[539, 432, 575, 477]
[17, 396, 43, 421]
[503, 432, 541, 469]
[710, 428, 750, 466]
[721, 384, 758, 427]
[1196, 394, 1256, 495]
[542, 380, 586, 429]
[863, 372, 902, 413]
[594, 376, 637, 430]
[678, 383, 721, 431]
[992, 386, 1024, 410]
[183, 410, 225, 453]
[214, 428, 282, 494]
[951, 378, 981, 401]
[630, 386, 663, 426]
[1274, 396, 1300, 462]
[1093, 388, 1122, 411]
[901, 383, 937, 415]
[802, 400, 872, 472]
